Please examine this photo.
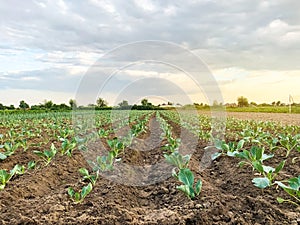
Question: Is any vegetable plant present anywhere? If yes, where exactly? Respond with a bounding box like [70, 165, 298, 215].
[79, 168, 98, 185]
[251, 160, 285, 189]
[173, 168, 202, 200]
[34, 143, 57, 165]
[68, 183, 93, 203]
[276, 175, 300, 206]
[0, 164, 25, 190]
[164, 151, 191, 169]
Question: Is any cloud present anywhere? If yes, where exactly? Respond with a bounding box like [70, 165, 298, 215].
[0, 0, 299, 105]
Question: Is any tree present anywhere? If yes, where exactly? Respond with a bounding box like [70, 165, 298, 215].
[69, 99, 77, 108]
[19, 100, 29, 109]
[0, 103, 5, 110]
[44, 100, 53, 109]
[118, 100, 129, 107]
[237, 96, 249, 107]
[141, 98, 149, 106]
[96, 97, 108, 107]
[276, 101, 281, 106]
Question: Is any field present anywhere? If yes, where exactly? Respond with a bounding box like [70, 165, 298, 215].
[0, 110, 299, 224]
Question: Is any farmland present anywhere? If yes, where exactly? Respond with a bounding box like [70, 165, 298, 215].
[0, 110, 299, 224]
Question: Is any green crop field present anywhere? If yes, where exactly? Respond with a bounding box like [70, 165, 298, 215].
[0, 110, 299, 224]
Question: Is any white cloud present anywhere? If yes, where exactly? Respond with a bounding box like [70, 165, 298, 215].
[0, 0, 299, 105]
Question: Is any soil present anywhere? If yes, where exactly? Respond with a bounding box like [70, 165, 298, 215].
[0, 112, 299, 224]
[199, 110, 300, 126]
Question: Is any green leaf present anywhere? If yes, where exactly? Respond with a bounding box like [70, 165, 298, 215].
[81, 183, 93, 199]
[276, 197, 285, 203]
[262, 153, 274, 161]
[177, 184, 193, 199]
[274, 160, 285, 174]
[252, 177, 270, 189]
[288, 176, 300, 190]
[79, 168, 89, 177]
[262, 165, 275, 174]
[252, 161, 264, 174]
[27, 161, 36, 170]
[211, 152, 222, 160]
[33, 150, 44, 157]
[67, 187, 75, 197]
[195, 179, 202, 195]
[237, 140, 245, 150]
[0, 152, 7, 160]
[227, 151, 239, 157]
[74, 192, 81, 202]
[253, 146, 263, 161]
[178, 168, 194, 186]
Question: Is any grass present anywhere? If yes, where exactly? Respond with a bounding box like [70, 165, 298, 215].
[225, 106, 300, 114]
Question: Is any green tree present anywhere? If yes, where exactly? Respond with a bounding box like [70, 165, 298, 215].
[118, 100, 129, 107]
[96, 98, 108, 107]
[0, 103, 5, 110]
[69, 99, 77, 108]
[141, 98, 148, 106]
[19, 100, 29, 110]
[237, 96, 249, 107]
[44, 100, 53, 109]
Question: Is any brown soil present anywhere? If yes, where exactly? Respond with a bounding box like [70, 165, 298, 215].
[199, 110, 300, 126]
[0, 115, 300, 224]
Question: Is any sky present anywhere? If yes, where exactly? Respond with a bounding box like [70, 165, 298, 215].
[0, 0, 300, 106]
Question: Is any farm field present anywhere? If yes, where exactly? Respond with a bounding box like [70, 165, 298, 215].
[0, 110, 299, 224]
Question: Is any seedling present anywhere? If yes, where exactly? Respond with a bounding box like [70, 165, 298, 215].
[27, 160, 36, 170]
[173, 168, 202, 200]
[0, 142, 20, 159]
[60, 138, 77, 157]
[94, 153, 114, 172]
[252, 160, 285, 189]
[279, 134, 300, 157]
[164, 151, 191, 169]
[276, 175, 300, 206]
[162, 137, 181, 153]
[107, 137, 125, 155]
[33, 143, 57, 165]
[236, 145, 273, 167]
[68, 183, 93, 203]
[78, 168, 98, 185]
[0, 164, 25, 190]
[212, 139, 245, 160]
[18, 139, 29, 152]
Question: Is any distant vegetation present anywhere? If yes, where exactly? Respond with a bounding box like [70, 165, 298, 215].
[0, 96, 299, 113]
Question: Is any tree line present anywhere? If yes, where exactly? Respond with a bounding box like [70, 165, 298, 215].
[0, 98, 161, 111]
[0, 96, 298, 111]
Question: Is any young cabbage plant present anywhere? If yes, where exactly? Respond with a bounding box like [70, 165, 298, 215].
[236, 145, 273, 168]
[68, 183, 93, 203]
[212, 139, 245, 160]
[60, 137, 77, 157]
[164, 151, 191, 170]
[278, 133, 300, 157]
[275, 175, 300, 206]
[92, 153, 115, 172]
[97, 128, 111, 138]
[18, 139, 29, 152]
[0, 142, 20, 159]
[107, 137, 125, 155]
[27, 160, 36, 170]
[252, 160, 285, 189]
[173, 168, 202, 200]
[0, 164, 25, 190]
[78, 168, 98, 185]
[33, 143, 57, 165]
[162, 137, 181, 153]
